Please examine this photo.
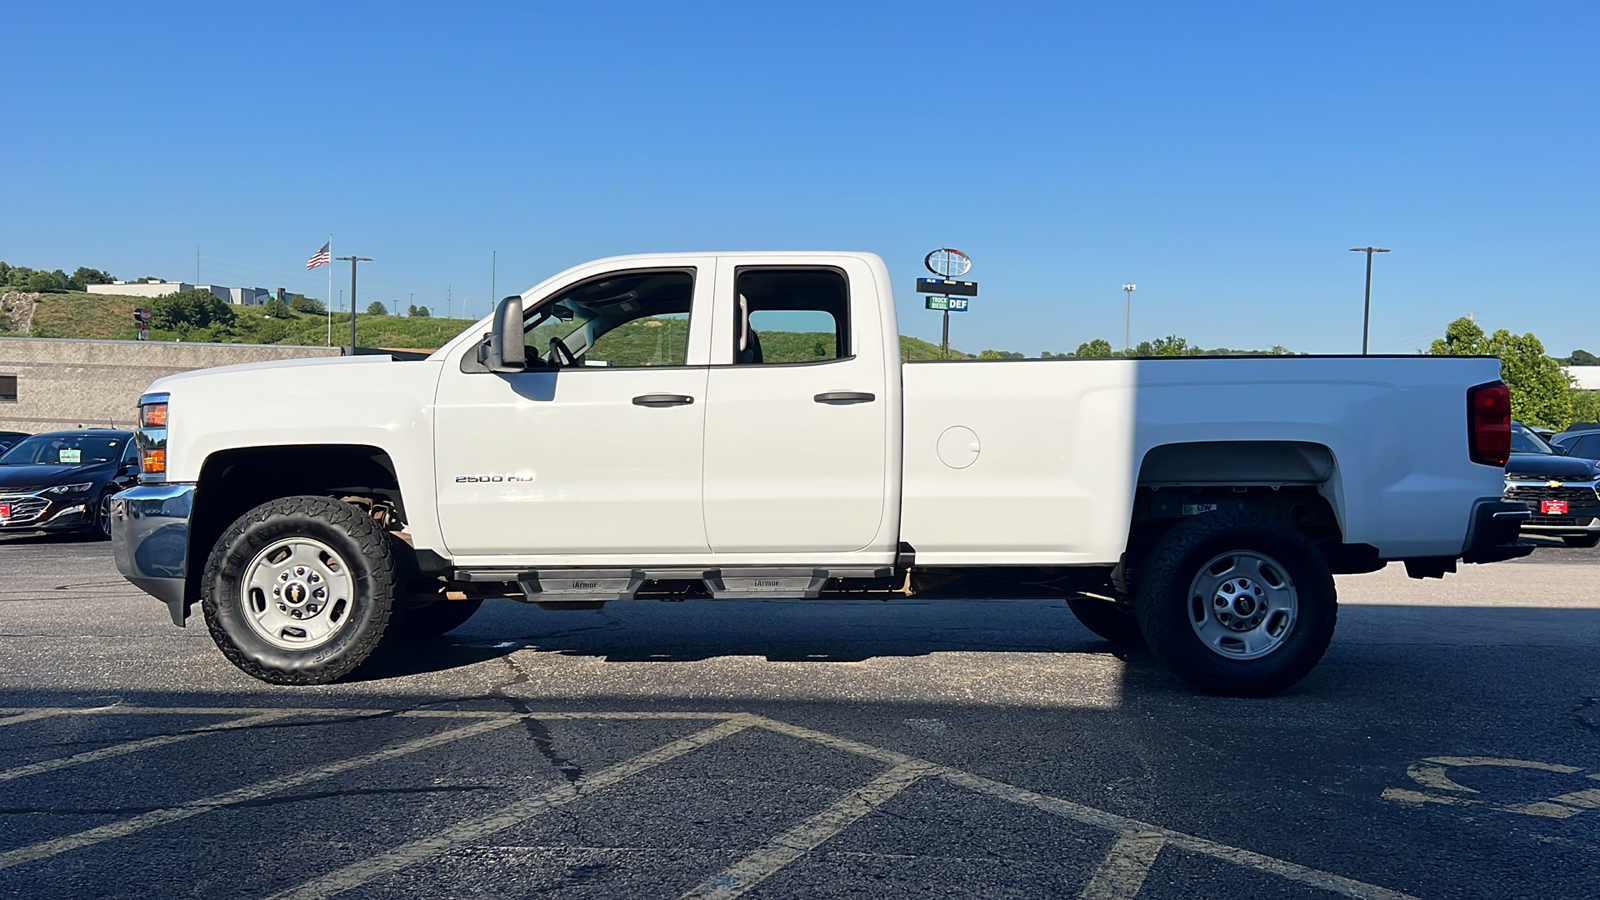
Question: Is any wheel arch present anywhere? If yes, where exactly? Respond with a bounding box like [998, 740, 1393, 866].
[1128, 440, 1370, 574]
[184, 444, 409, 613]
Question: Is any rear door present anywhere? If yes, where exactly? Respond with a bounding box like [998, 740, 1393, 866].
[701, 258, 893, 555]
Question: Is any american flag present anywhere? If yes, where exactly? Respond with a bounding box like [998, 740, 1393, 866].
[306, 242, 331, 270]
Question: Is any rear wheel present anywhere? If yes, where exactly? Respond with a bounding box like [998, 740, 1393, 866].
[202, 495, 398, 685]
[1561, 534, 1600, 548]
[1065, 594, 1146, 647]
[1135, 512, 1336, 697]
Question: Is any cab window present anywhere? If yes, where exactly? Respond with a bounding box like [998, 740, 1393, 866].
[731, 268, 850, 365]
[523, 269, 694, 368]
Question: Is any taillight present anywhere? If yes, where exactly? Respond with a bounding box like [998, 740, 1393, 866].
[1467, 381, 1511, 466]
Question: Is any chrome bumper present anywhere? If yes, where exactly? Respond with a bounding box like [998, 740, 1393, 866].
[110, 484, 196, 626]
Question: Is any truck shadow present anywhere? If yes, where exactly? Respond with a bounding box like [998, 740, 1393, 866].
[349, 596, 1600, 694]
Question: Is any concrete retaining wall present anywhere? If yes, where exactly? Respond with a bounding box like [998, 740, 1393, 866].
[0, 337, 341, 432]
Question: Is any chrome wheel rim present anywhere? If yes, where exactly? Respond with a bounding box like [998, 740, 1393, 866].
[97, 495, 113, 537]
[240, 537, 355, 651]
[1187, 550, 1298, 660]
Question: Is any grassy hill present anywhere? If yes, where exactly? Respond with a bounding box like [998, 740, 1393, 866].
[14, 292, 982, 360]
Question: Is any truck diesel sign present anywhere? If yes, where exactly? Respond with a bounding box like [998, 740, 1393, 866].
[925, 296, 969, 312]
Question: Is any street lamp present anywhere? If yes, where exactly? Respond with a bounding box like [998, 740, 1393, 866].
[335, 255, 373, 355]
[1122, 284, 1136, 353]
[1349, 247, 1390, 355]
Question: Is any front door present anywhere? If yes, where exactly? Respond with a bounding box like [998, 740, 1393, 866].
[434, 260, 715, 559]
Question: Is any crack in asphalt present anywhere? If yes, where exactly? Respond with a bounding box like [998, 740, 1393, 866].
[490, 655, 585, 785]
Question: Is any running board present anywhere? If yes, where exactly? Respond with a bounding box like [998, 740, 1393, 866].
[453, 565, 892, 603]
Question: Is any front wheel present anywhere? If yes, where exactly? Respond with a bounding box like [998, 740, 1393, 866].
[202, 495, 399, 685]
[1135, 512, 1336, 697]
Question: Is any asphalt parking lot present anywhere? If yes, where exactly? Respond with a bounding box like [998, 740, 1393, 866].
[0, 533, 1596, 899]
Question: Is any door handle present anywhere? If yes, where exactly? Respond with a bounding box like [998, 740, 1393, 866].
[813, 391, 876, 405]
[632, 393, 695, 407]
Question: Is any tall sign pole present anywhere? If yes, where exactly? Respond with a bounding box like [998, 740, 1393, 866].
[918, 248, 976, 360]
[1122, 283, 1136, 353]
[1349, 247, 1390, 355]
[335, 255, 372, 355]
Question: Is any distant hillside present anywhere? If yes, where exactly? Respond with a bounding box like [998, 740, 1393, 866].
[9, 292, 986, 360]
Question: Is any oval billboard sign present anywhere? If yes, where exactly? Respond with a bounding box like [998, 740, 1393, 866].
[924, 248, 972, 279]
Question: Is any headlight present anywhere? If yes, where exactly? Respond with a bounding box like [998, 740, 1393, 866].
[44, 482, 94, 495]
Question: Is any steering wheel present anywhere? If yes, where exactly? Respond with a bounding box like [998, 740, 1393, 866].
[548, 336, 578, 368]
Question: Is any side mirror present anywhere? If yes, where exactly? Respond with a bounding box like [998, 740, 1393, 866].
[478, 296, 526, 373]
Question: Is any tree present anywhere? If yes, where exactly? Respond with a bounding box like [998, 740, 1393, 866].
[1148, 335, 1195, 357]
[365, 301, 387, 316]
[1075, 338, 1115, 358]
[67, 267, 114, 290]
[1569, 349, 1599, 366]
[408, 304, 430, 318]
[1040, 351, 1071, 359]
[261, 297, 293, 319]
[1570, 390, 1600, 427]
[979, 349, 1024, 360]
[26, 271, 64, 292]
[1430, 316, 1571, 429]
[289, 294, 326, 314]
[152, 290, 236, 330]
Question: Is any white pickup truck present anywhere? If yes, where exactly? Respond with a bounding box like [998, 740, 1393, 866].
[110, 252, 1530, 696]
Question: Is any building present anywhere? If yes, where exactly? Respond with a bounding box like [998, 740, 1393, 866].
[1567, 366, 1600, 392]
[86, 282, 274, 305]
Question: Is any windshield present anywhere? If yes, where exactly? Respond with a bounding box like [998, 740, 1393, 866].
[0, 433, 126, 466]
[1510, 422, 1555, 455]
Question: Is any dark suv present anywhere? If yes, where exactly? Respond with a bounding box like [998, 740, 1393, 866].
[0, 430, 140, 539]
[1503, 421, 1600, 547]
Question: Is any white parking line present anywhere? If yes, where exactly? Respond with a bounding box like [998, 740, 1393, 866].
[0, 715, 519, 872]
[0, 711, 297, 783]
[0, 710, 71, 727]
[1077, 831, 1166, 900]
[267, 716, 755, 900]
[678, 761, 936, 900]
[0, 706, 1423, 899]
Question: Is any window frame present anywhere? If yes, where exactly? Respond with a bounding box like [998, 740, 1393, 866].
[727, 265, 854, 368]
[521, 266, 704, 372]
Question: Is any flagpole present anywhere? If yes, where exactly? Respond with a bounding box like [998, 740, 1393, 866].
[326, 234, 333, 347]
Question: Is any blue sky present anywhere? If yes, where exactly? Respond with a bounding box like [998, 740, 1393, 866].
[3, 1, 1595, 355]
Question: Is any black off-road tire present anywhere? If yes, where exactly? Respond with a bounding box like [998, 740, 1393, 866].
[1065, 594, 1146, 648]
[1135, 511, 1337, 697]
[396, 598, 484, 640]
[1561, 534, 1600, 548]
[201, 495, 399, 685]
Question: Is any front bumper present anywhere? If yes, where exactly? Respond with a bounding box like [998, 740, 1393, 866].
[0, 489, 97, 533]
[1503, 480, 1600, 537]
[110, 484, 195, 625]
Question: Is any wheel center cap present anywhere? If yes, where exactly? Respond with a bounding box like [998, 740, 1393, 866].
[283, 581, 311, 608]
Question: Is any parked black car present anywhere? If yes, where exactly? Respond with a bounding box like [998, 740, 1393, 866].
[1550, 428, 1600, 459]
[0, 431, 27, 451]
[1503, 421, 1600, 547]
[0, 430, 139, 539]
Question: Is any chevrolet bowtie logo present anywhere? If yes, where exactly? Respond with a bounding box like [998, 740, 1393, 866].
[1547, 480, 1564, 488]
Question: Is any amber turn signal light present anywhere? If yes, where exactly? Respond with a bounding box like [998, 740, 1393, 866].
[142, 450, 166, 474]
[141, 403, 168, 428]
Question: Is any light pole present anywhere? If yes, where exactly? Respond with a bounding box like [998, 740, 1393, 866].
[1349, 247, 1390, 355]
[1122, 284, 1136, 353]
[335, 255, 372, 355]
